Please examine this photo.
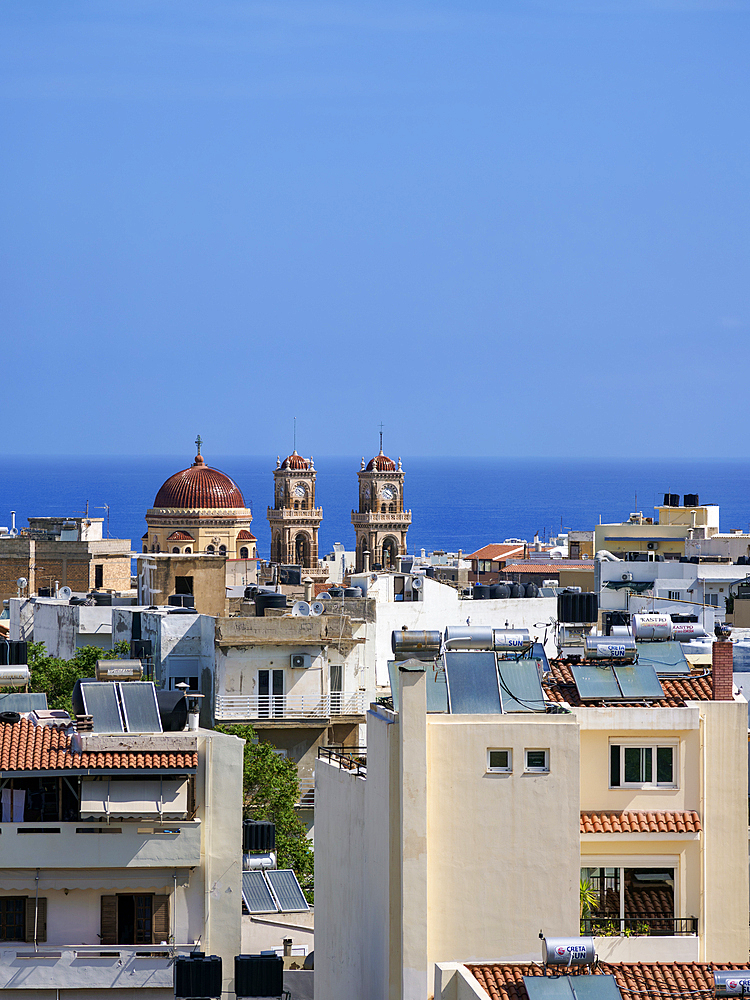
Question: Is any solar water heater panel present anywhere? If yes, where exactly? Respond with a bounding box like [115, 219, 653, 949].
[266, 869, 309, 912]
[571, 664, 621, 701]
[80, 682, 125, 733]
[241, 871, 277, 913]
[523, 977, 575, 1000]
[568, 976, 623, 1000]
[635, 640, 690, 675]
[497, 659, 545, 713]
[444, 651, 501, 714]
[118, 682, 163, 733]
[613, 663, 664, 700]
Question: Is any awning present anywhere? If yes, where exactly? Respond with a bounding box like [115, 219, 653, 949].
[0, 868, 192, 891]
[604, 581, 654, 592]
[80, 778, 189, 820]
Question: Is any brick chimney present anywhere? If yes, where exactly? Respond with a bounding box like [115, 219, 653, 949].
[712, 640, 734, 701]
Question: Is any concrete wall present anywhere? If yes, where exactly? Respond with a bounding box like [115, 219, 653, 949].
[241, 909, 314, 955]
[33, 602, 113, 659]
[137, 554, 227, 618]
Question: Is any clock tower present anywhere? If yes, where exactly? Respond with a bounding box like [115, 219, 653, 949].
[351, 445, 411, 572]
[267, 452, 323, 571]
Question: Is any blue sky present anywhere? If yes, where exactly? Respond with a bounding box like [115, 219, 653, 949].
[1, 1, 748, 458]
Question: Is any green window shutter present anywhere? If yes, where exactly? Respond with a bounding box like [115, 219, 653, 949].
[152, 895, 170, 944]
[100, 895, 118, 945]
[25, 897, 46, 944]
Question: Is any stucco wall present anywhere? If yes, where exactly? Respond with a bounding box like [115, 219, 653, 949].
[426, 713, 581, 966]
[314, 757, 367, 1000]
[241, 909, 314, 955]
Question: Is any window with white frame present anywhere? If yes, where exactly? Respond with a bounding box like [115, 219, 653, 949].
[524, 748, 549, 773]
[705, 594, 719, 607]
[668, 591, 681, 601]
[610, 741, 677, 788]
[487, 749, 512, 773]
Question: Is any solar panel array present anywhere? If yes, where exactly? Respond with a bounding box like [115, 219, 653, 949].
[571, 662, 664, 702]
[444, 651, 545, 715]
[79, 681, 163, 734]
[242, 869, 309, 914]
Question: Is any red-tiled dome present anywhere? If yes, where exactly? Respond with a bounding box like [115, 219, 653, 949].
[167, 530, 194, 541]
[281, 451, 310, 470]
[153, 455, 246, 510]
[366, 451, 396, 472]
[237, 529, 256, 540]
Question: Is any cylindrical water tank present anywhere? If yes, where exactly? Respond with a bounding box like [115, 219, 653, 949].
[492, 630, 531, 651]
[714, 972, 750, 997]
[509, 583, 523, 598]
[391, 631, 442, 659]
[525, 583, 539, 598]
[254, 593, 287, 617]
[0, 667, 30, 688]
[473, 585, 491, 600]
[444, 626, 494, 649]
[542, 938, 596, 967]
[583, 636, 637, 662]
[493, 584, 510, 599]
[95, 660, 143, 682]
[671, 622, 708, 641]
[632, 613, 673, 641]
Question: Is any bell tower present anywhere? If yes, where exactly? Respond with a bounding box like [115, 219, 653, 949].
[351, 437, 411, 572]
[267, 452, 323, 571]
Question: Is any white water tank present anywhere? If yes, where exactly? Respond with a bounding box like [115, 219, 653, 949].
[632, 614, 673, 641]
[542, 937, 596, 966]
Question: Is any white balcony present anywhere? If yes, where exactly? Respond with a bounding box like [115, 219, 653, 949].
[214, 692, 366, 722]
[0, 943, 196, 990]
[0, 821, 201, 869]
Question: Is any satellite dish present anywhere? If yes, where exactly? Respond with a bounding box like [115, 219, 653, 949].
[412, 577, 423, 590]
[310, 601, 325, 616]
[317, 592, 331, 600]
[292, 601, 310, 617]
[16, 578, 27, 589]
[370, 573, 378, 583]
[59, 586, 72, 600]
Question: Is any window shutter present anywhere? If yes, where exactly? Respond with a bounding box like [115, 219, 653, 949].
[152, 895, 170, 944]
[610, 744, 620, 787]
[25, 897, 47, 943]
[100, 895, 118, 945]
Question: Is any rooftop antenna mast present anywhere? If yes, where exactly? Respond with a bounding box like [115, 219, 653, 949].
[294, 416, 297, 453]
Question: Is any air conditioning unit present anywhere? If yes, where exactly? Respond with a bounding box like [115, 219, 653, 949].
[621, 572, 633, 582]
[290, 654, 311, 670]
[647, 541, 658, 550]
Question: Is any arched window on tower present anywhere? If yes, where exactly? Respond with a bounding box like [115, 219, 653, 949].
[381, 503, 386, 514]
[389, 503, 395, 513]
[240, 546, 249, 559]
[172, 547, 179, 553]
[294, 501, 299, 510]
[184, 547, 191, 554]
[206, 545, 215, 554]
[219, 544, 227, 556]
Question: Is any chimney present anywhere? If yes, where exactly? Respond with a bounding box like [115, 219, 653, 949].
[363, 549, 370, 573]
[303, 576, 313, 602]
[712, 640, 734, 701]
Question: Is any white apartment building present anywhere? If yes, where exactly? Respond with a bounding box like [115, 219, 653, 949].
[0, 715, 243, 999]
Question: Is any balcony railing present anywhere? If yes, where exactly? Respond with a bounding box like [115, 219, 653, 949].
[581, 916, 698, 937]
[267, 506, 323, 519]
[318, 745, 367, 777]
[0, 944, 198, 990]
[215, 692, 366, 721]
[350, 511, 412, 524]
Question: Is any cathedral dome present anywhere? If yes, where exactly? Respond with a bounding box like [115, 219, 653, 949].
[366, 451, 396, 472]
[280, 451, 310, 470]
[153, 455, 246, 509]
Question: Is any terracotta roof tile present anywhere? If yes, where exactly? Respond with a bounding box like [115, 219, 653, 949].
[580, 810, 701, 834]
[0, 719, 198, 772]
[167, 530, 194, 541]
[470, 963, 748, 1000]
[465, 544, 526, 561]
[153, 454, 246, 509]
[543, 661, 714, 707]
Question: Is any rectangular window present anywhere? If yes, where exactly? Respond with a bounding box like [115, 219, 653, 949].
[525, 749, 549, 773]
[610, 742, 677, 788]
[175, 576, 194, 595]
[0, 898, 25, 941]
[487, 749, 512, 773]
[94, 564, 103, 589]
[668, 591, 681, 601]
[258, 669, 284, 717]
[705, 594, 719, 607]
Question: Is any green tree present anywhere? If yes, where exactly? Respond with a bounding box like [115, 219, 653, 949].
[28, 640, 130, 714]
[217, 723, 314, 903]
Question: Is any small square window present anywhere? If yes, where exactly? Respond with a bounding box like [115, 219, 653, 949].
[487, 749, 512, 773]
[525, 749, 549, 773]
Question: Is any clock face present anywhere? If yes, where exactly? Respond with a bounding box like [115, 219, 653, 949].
[294, 485, 306, 498]
[381, 487, 394, 501]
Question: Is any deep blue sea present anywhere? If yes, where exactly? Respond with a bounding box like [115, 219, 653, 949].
[2, 456, 750, 558]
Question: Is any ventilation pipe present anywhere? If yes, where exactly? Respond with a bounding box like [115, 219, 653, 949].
[303, 577, 313, 602]
[363, 549, 370, 572]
